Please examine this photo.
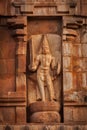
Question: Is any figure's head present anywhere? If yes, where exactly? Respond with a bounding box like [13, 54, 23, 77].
[42, 35, 51, 54]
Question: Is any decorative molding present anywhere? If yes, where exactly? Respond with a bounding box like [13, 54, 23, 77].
[0, 92, 26, 106]
[1, 125, 87, 130]
[64, 102, 87, 107]
[12, 1, 78, 16]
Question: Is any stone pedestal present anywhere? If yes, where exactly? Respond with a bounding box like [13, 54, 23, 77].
[29, 101, 61, 123]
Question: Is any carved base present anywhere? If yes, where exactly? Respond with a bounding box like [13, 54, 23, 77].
[29, 101, 61, 123]
[30, 111, 60, 123]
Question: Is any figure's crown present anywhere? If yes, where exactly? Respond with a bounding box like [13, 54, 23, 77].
[42, 35, 49, 48]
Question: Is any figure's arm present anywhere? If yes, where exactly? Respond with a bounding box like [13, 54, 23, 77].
[51, 57, 61, 74]
[28, 55, 40, 71]
[51, 57, 61, 80]
[57, 62, 61, 75]
[51, 57, 56, 70]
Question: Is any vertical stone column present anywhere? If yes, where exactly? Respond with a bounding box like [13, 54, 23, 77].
[63, 16, 78, 96]
[16, 40, 27, 123]
[63, 16, 87, 122]
[7, 16, 27, 123]
[81, 19, 87, 99]
[15, 16, 27, 123]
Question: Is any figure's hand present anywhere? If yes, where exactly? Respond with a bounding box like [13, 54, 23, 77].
[52, 62, 61, 80]
[28, 64, 36, 71]
[57, 62, 61, 75]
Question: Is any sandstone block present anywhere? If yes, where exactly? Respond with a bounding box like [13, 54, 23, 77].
[30, 111, 60, 123]
[16, 107, 26, 123]
[29, 101, 60, 113]
[63, 72, 73, 91]
[16, 55, 26, 73]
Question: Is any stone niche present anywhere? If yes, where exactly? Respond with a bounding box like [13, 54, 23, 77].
[26, 17, 63, 123]
[0, 0, 87, 128]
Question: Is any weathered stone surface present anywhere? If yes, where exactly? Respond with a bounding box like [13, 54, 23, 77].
[7, 17, 27, 27]
[64, 90, 87, 102]
[16, 55, 26, 73]
[4, 125, 14, 130]
[13, 29, 26, 36]
[57, 4, 69, 13]
[16, 107, 26, 123]
[14, 125, 21, 130]
[82, 44, 87, 57]
[0, 0, 86, 17]
[29, 101, 60, 113]
[81, 4, 87, 16]
[81, 31, 87, 43]
[0, 0, 11, 15]
[73, 107, 87, 122]
[16, 73, 26, 91]
[63, 72, 73, 91]
[29, 101, 60, 123]
[0, 27, 16, 59]
[72, 57, 83, 72]
[21, 4, 34, 13]
[82, 73, 87, 89]
[63, 28, 77, 37]
[73, 44, 82, 57]
[63, 42, 72, 56]
[0, 59, 15, 75]
[0, 0, 87, 125]
[16, 42, 26, 55]
[30, 111, 60, 123]
[28, 19, 62, 37]
[64, 107, 73, 122]
[64, 103, 87, 123]
[0, 107, 15, 124]
[63, 57, 72, 71]
[76, 73, 83, 90]
[0, 126, 3, 130]
[0, 125, 86, 130]
[0, 75, 15, 96]
[82, 58, 87, 71]
[34, 7, 56, 15]
[0, 91, 26, 107]
[0, 125, 87, 130]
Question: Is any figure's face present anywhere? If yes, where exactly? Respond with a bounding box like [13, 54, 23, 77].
[42, 46, 50, 54]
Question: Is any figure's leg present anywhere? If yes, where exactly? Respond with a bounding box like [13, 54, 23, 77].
[37, 76, 45, 101]
[46, 76, 55, 101]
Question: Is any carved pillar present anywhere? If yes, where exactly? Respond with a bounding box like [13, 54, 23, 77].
[63, 16, 87, 122]
[7, 16, 27, 123]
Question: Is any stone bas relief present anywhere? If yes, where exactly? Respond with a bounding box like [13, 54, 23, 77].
[0, 0, 87, 126]
[29, 35, 61, 102]
[28, 34, 61, 103]
[28, 34, 61, 123]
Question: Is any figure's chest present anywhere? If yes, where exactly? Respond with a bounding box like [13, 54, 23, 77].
[40, 55, 51, 65]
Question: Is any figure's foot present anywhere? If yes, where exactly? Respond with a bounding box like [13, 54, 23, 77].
[51, 98, 57, 102]
[53, 99, 57, 102]
[36, 98, 46, 102]
[36, 98, 42, 101]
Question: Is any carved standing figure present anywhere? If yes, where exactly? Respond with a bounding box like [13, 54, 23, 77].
[29, 35, 60, 101]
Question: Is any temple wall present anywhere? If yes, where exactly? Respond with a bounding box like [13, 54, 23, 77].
[0, 0, 87, 125]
